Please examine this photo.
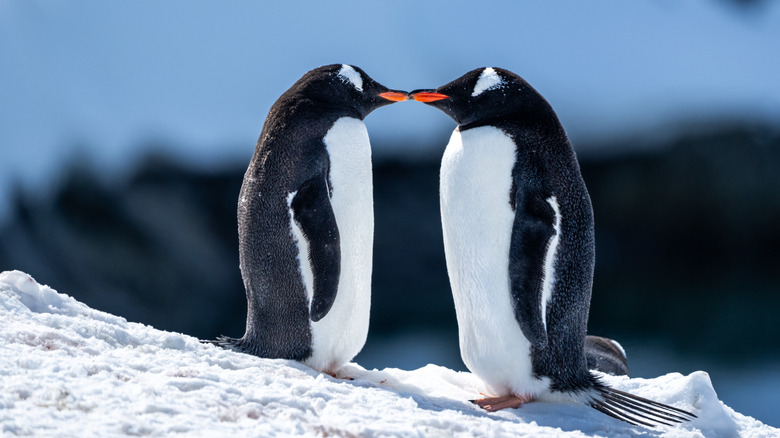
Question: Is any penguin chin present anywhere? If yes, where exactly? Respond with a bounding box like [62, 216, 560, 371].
[428, 100, 473, 127]
[428, 100, 465, 125]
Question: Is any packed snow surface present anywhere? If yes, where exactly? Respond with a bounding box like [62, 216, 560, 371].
[0, 270, 775, 437]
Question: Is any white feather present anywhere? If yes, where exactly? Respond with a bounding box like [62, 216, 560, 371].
[302, 116, 373, 374]
[440, 126, 549, 398]
[287, 190, 314, 308]
[540, 196, 561, 330]
[337, 64, 363, 92]
[471, 67, 504, 97]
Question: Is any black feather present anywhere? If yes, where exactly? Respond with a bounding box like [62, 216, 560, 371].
[590, 382, 697, 427]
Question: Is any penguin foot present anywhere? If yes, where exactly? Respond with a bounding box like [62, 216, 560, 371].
[324, 371, 354, 380]
[471, 394, 534, 411]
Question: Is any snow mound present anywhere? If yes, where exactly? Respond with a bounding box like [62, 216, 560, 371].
[0, 270, 775, 437]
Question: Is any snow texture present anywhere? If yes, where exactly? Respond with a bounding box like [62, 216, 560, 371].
[0, 270, 775, 437]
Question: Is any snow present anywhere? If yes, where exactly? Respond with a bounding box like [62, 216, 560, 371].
[0, 270, 776, 437]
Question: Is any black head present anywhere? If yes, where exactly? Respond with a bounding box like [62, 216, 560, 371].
[289, 64, 407, 120]
[409, 67, 557, 128]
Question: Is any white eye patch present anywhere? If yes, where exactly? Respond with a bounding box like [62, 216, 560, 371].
[337, 64, 363, 92]
[471, 67, 504, 97]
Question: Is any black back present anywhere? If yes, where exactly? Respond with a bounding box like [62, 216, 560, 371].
[234, 65, 399, 360]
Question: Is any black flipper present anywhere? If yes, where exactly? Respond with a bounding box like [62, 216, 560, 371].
[590, 378, 697, 427]
[290, 176, 341, 322]
[508, 191, 556, 350]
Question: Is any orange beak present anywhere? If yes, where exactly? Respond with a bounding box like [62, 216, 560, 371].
[378, 91, 409, 102]
[411, 92, 450, 103]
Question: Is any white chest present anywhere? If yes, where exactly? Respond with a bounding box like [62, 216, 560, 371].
[440, 126, 548, 397]
[303, 116, 373, 373]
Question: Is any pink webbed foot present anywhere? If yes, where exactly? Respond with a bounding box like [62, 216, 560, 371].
[471, 393, 534, 412]
[324, 370, 354, 380]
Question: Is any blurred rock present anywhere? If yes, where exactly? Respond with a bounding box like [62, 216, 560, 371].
[0, 156, 246, 338]
[585, 122, 780, 360]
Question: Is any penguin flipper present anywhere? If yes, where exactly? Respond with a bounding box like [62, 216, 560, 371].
[290, 176, 341, 322]
[508, 192, 556, 350]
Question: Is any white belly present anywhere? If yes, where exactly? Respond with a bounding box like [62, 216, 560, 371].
[304, 117, 373, 373]
[440, 126, 548, 397]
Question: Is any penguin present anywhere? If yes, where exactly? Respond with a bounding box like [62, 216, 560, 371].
[410, 68, 695, 426]
[212, 64, 407, 376]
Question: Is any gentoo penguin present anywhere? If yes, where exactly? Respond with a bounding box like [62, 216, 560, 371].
[410, 68, 695, 426]
[212, 65, 407, 376]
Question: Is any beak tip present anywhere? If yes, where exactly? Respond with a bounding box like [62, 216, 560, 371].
[378, 91, 409, 102]
[410, 92, 450, 103]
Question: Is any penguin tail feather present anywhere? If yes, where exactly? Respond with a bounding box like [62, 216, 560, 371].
[201, 335, 247, 352]
[589, 382, 697, 427]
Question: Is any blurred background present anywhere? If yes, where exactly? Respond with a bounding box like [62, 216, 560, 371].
[2, 0, 779, 426]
